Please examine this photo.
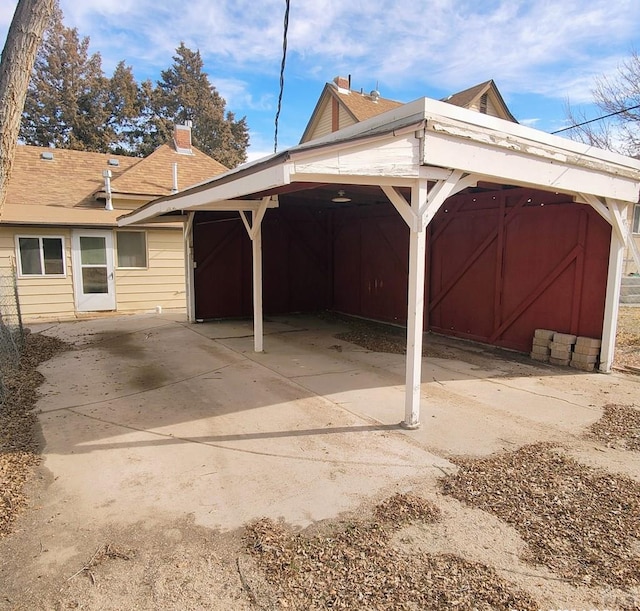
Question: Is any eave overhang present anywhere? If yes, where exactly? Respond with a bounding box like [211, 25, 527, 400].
[118, 97, 640, 228]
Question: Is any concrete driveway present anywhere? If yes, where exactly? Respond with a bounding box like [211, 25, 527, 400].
[32, 313, 639, 533]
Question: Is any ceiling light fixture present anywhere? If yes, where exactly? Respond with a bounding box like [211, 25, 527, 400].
[332, 189, 351, 203]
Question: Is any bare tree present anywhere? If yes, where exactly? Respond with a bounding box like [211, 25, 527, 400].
[0, 0, 55, 215]
[564, 50, 640, 157]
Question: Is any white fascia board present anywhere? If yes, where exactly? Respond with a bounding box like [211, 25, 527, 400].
[118, 163, 291, 226]
[423, 127, 640, 203]
[422, 97, 640, 171]
[292, 132, 420, 180]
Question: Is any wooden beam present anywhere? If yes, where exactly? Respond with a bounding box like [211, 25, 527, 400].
[252, 208, 264, 353]
[381, 185, 418, 232]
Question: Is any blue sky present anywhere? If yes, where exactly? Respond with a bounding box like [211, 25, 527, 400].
[2, 0, 640, 161]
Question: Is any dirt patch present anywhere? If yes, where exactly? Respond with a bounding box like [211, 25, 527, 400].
[334, 307, 640, 373]
[0, 333, 70, 537]
[441, 443, 640, 590]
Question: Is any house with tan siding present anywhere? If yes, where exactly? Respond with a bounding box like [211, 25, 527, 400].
[1, 124, 226, 322]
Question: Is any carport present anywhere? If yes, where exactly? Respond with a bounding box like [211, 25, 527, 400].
[119, 97, 640, 428]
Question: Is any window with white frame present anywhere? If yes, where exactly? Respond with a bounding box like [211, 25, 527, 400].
[633, 204, 640, 234]
[116, 231, 147, 268]
[16, 236, 65, 276]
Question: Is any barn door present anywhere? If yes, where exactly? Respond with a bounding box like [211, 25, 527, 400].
[428, 189, 610, 352]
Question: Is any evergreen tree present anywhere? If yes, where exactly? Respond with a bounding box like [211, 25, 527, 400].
[20, 6, 110, 150]
[151, 43, 249, 167]
[20, 7, 145, 155]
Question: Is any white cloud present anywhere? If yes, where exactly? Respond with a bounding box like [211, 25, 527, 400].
[2, 0, 640, 142]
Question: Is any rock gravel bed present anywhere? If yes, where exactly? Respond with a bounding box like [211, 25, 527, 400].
[616, 306, 640, 370]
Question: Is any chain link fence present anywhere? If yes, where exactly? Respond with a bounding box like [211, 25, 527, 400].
[0, 260, 24, 401]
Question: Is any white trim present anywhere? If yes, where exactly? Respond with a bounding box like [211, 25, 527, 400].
[71, 230, 116, 312]
[15, 234, 67, 278]
[632, 203, 640, 235]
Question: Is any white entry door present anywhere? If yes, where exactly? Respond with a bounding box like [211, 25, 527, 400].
[72, 230, 116, 311]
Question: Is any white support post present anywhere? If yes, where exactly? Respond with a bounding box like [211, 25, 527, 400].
[402, 179, 428, 428]
[252, 208, 264, 353]
[184, 212, 196, 323]
[600, 200, 627, 372]
[238, 197, 270, 353]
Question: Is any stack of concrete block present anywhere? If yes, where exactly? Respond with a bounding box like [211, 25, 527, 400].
[530, 329, 555, 362]
[549, 332, 577, 366]
[570, 337, 601, 371]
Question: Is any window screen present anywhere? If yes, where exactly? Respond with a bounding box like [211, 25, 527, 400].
[633, 204, 640, 234]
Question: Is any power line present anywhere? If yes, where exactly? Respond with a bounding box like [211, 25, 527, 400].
[551, 103, 640, 134]
[274, 0, 290, 154]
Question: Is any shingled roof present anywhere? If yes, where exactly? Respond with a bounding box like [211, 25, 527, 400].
[3, 128, 227, 226]
[301, 76, 517, 143]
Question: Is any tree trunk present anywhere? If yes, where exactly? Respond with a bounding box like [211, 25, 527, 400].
[0, 0, 55, 217]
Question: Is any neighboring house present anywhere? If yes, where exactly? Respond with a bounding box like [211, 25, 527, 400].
[1, 124, 227, 322]
[301, 77, 516, 142]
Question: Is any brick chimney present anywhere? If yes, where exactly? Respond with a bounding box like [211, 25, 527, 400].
[173, 121, 193, 155]
[333, 75, 351, 93]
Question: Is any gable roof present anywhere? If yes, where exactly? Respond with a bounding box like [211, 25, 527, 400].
[300, 77, 517, 143]
[443, 79, 517, 122]
[300, 79, 403, 143]
[3, 139, 228, 226]
[109, 144, 228, 198]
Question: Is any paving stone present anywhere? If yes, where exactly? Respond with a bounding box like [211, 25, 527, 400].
[553, 333, 577, 345]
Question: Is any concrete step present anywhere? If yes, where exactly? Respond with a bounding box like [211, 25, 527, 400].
[620, 276, 640, 303]
[621, 284, 640, 296]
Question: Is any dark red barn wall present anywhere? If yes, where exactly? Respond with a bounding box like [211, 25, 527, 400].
[193, 206, 331, 320]
[332, 203, 409, 324]
[428, 189, 610, 351]
[193, 188, 611, 353]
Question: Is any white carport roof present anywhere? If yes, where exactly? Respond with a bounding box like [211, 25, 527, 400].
[119, 96, 640, 429]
